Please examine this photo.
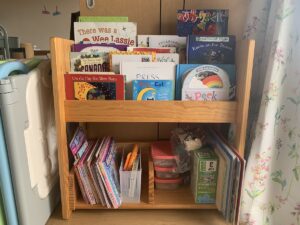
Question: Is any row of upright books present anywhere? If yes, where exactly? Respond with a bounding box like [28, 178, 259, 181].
[65, 9, 236, 101]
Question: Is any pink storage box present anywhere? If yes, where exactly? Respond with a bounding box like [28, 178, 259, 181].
[154, 166, 179, 179]
[154, 177, 183, 190]
[151, 141, 178, 168]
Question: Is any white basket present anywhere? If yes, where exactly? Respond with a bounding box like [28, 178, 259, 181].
[119, 150, 142, 203]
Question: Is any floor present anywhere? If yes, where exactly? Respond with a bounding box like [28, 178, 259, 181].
[46, 207, 228, 225]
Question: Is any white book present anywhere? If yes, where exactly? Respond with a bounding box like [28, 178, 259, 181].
[148, 35, 187, 49]
[74, 22, 137, 46]
[110, 54, 153, 73]
[120, 62, 176, 99]
[155, 53, 179, 64]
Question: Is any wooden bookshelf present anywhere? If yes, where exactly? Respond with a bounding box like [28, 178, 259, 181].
[64, 100, 237, 123]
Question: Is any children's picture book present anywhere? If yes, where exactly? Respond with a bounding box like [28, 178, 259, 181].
[177, 10, 229, 36]
[132, 80, 174, 100]
[187, 36, 235, 64]
[155, 53, 179, 64]
[74, 22, 137, 46]
[72, 43, 127, 53]
[127, 47, 176, 53]
[147, 35, 186, 64]
[120, 62, 176, 99]
[176, 64, 235, 100]
[79, 16, 128, 22]
[109, 51, 155, 73]
[65, 74, 125, 100]
[70, 52, 109, 72]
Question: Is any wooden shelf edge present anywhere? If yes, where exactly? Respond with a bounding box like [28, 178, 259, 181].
[65, 100, 237, 123]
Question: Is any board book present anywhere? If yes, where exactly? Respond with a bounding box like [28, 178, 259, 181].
[74, 22, 137, 46]
[65, 74, 125, 100]
[177, 10, 229, 36]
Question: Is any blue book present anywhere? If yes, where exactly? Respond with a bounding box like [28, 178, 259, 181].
[175, 64, 235, 100]
[177, 10, 229, 37]
[132, 80, 174, 100]
[187, 36, 235, 64]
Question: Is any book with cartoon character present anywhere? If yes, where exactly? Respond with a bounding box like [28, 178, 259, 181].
[70, 52, 109, 72]
[177, 10, 229, 36]
[187, 36, 235, 64]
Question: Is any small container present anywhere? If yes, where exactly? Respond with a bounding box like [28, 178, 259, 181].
[155, 177, 183, 190]
[151, 141, 178, 167]
[154, 166, 179, 179]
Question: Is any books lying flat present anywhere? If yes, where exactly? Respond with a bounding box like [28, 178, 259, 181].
[65, 74, 125, 100]
[120, 62, 176, 99]
[74, 22, 137, 46]
[177, 10, 229, 36]
[187, 36, 235, 64]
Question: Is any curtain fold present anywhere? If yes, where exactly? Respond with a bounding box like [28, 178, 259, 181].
[241, 0, 300, 224]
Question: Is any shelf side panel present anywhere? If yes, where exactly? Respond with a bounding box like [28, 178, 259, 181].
[65, 101, 237, 123]
[235, 40, 255, 157]
[50, 37, 74, 219]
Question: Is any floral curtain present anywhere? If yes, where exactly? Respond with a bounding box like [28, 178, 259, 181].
[240, 0, 300, 224]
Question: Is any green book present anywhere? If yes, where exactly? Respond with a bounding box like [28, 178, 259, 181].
[79, 16, 128, 22]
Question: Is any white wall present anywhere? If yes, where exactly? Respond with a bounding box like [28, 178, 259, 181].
[0, 0, 79, 50]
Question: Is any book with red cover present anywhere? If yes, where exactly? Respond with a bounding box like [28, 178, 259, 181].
[65, 74, 125, 100]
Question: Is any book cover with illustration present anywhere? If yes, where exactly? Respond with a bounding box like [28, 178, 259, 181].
[177, 10, 229, 36]
[132, 80, 174, 100]
[70, 52, 109, 72]
[65, 74, 125, 100]
[187, 36, 235, 64]
[72, 43, 127, 53]
[79, 16, 128, 22]
[74, 22, 137, 46]
[176, 64, 235, 101]
[120, 62, 176, 99]
[109, 51, 155, 73]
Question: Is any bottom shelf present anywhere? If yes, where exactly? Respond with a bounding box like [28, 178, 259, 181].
[75, 186, 217, 210]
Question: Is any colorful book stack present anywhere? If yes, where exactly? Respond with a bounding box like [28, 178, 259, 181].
[70, 128, 121, 208]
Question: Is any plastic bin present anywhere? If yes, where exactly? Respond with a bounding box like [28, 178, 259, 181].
[119, 151, 142, 203]
[154, 166, 179, 179]
[154, 177, 183, 190]
[0, 60, 59, 225]
[151, 141, 178, 167]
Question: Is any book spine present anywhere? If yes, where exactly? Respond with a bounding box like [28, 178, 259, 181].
[74, 166, 89, 203]
[98, 163, 120, 208]
[93, 164, 111, 208]
[89, 164, 106, 206]
[175, 65, 181, 100]
[80, 165, 96, 204]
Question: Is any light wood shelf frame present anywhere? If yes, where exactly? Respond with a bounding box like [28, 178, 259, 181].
[50, 37, 255, 220]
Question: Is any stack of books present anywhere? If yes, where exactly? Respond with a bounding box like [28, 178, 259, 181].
[70, 128, 121, 208]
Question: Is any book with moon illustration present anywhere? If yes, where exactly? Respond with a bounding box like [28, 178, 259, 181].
[187, 36, 235, 64]
[177, 10, 229, 36]
[65, 74, 125, 100]
[72, 43, 128, 53]
[74, 22, 137, 46]
[120, 62, 176, 99]
[132, 80, 174, 100]
[70, 52, 109, 72]
[176, 64, 235, 100]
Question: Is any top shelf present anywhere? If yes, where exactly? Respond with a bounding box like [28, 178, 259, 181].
[64, 100, 237, 123]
